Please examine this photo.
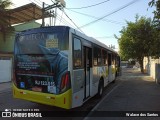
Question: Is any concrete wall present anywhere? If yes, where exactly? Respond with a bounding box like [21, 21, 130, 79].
[143, 57, 160, 80]
[151, 59, 156, 79]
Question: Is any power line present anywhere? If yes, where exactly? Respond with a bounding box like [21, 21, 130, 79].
[94, 36, 115, 39]
[34, 0, 42, 5]
[37, 0, 42, 3]
[49, 0, 84, 33]
[65, 9, 125, 25]
[56, 14, 67, 25]
[12, 0, 83, 35]
[28, 0, 42, 6]
[50, 0, 55, 4]
[63, 11, 84, 33]
[12, 0, 42, 8]
[11, 3, 17, 8]
[57, 13, 76, 28]
[79, 0, 140, 29]
[66, 0, 110, 9]
[59, 10, 64, 25]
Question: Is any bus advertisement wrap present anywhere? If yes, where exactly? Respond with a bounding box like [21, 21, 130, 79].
[15, 31, 69, 94]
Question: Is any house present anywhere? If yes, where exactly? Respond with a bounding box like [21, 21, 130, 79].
[0, 3, 52, 83]
[0, 21, 41, 83]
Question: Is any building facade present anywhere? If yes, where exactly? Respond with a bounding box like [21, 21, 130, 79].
[0, 21, 41, 83]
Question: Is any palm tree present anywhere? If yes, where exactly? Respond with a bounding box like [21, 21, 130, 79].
[0, 0, 14, 41]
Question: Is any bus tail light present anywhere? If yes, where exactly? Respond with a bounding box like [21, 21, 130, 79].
[60, 72, 71, 93]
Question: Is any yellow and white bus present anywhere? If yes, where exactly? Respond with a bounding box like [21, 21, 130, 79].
[13, 26, 120, 109]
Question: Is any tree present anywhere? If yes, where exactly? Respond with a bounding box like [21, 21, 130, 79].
[149, 0, 160, 57]
[149, 0, 160, 26]
[117, 16, 154, 73]
[0, 0, 14, 41]
[150, 29, 160, 57]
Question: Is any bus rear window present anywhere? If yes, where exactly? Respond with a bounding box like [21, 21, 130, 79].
[16, 32, 69, 55]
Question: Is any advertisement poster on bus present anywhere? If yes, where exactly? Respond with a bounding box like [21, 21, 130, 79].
[15, 32, 68, 94]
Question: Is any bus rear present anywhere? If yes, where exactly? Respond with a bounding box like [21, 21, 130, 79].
[13, 26, 72, 109]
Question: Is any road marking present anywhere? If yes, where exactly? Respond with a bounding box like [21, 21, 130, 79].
[84, 82, 122, 120]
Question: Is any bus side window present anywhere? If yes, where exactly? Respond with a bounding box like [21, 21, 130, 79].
[108, 53, 111, 66]
[93, 47, 97, 66]
[97, 48, 101, 65]
[73, 38, 82, 69]
[112, 54, 115, 65]
[93, 46, 101, 66]
[102, 49, 108, 65]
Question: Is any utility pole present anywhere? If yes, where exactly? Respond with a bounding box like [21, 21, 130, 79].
[42, 2, 45, 27]
[109, 44, 115, 49]
[54, 7, 57, 26]
[41, 0, 66, 27]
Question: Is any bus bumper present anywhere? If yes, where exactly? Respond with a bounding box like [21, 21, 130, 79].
[12, 84, 72, 109]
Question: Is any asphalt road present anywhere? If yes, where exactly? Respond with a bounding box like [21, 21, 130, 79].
[85, 68, 160, 120]
[0, 75, 119, 120]
[1, 68, 160, 120]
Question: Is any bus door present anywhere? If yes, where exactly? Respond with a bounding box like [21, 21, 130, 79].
[108, 53, 112, 82]
[83, 46, 92, 100]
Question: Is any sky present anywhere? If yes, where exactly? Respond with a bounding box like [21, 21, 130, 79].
[11, 0, 155, 51]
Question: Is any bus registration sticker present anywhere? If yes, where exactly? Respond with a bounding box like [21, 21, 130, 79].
[46, 39, 58, 48]
[48, 86, 56, 94]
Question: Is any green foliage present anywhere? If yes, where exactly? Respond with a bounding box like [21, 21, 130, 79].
[116, 16, 154, 73]
[0, 0, 13, 9]
[116, 1, 160, 72]
[151, 30, 160, 57]
[118, 16, 154, 59]
[148, 0, 160, 57]
[0, 0, 14, 41]
[0, 0, 13, 26]
[149, 0, 160, 26]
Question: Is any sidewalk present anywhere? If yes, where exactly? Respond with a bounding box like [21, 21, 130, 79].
[0, 81, 12, 93]
[85, 68, 160, 119]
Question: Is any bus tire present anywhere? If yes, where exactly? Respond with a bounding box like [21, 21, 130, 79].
[97, 80, 104, 98]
